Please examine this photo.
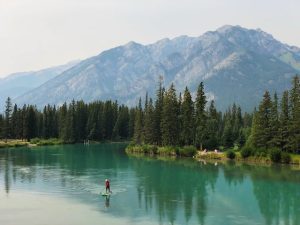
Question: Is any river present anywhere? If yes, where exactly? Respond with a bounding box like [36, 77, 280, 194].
[0, 143, 299, 225]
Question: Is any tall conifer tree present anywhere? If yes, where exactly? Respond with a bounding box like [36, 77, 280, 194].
[195, 82, 207, 149]
[161, 84, 179, 146]
[288, 76, 300, 152]
[133, 98, 143, 144]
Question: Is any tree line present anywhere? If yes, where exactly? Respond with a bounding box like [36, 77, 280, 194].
[133, 81, 252, 150]
[0, 99, 133, 142]
[132, 76, 300, 153]
[0, 76, 299, 153]
[251, 76, 300, 153]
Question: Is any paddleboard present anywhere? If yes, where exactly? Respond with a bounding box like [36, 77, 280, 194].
[101, 192, 111, 196]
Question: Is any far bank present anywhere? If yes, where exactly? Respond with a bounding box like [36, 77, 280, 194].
[125, 144, 300, 166]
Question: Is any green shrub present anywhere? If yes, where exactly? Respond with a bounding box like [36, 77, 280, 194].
[270, 148, 282, 163]
[141, 145, 157, 154]
[13, 142, 27, 147]
[241, 146, 253, 158]
[253, 147, 268, 157]
[179, 146, 197, 157]
[30, 138, 63, 146]
[157, 146, 177, 156]
[30, 138, 40, 144]
[226, 150, 236, 159]
[281, 152, 291, 164]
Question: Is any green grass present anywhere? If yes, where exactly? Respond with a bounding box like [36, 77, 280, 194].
[291, 154, 300, 165]
[157, 146, 178, 156]
[126, 144, 300, 165]
[126, 144, 197, 157]
[196, 151, 226, 160]
[0, 140, 29, 148]
[30, 138, 64, 146]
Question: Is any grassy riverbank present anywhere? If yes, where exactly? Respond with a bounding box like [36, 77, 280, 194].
[0, 139, 129, 148]
[125, 144, 197, 157]
[0, 140, 29, 148]
[0, 138, 64, 148]
[30, 138, 64, 146]
[126, 144, 300, 165]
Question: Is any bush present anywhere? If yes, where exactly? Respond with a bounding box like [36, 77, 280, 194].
[157, 146, 177, 156]
[253, 147, 268, 157]
[270, 148, 282, 163]
[30, 138, 63, 146]
[179, 146, 197, 157]
[141, 145, 157, 154]
[226, 150, 236, 159]
[241, 146, 253, 158]
[30, 138, 40, 144]
[281, 152, 291, 164]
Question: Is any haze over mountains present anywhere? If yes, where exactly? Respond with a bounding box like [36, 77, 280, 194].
[2, 25, 300, 111]
[0, 60, 79, 109]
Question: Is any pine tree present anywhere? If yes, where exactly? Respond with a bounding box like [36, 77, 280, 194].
[252, 91, 272, 148]
[102, 101, 116, 140]
[195, 82, 207, 149]
[205, 100, 219, 149]
[144, 98, 155, 144]
[133, 98, 143, 145]
[4, 97, 12, 142]
[279, 91, 289, 151]
[75, 101, 88, 141]
[0, 114, 4, 139]
[65, 100, 77, 143]
[233, 105, 243, 144]
[58, 103, 68, 140]
[222, 109, 234, 148]
[269, 93, 280, 147]
[128, 108, 136, 139]
[113, 105, 130, 139]
[11, 104, 18, 139]
[24, 106, 37, 141]
[161, 84, 179, 146]
[153, 80, 164, 145]
[288, 75, 300, 152]
[42, 106, 49, 138]
[181, 87, 194, 146]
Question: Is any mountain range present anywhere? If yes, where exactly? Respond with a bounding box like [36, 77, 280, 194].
[0, 60, 79, 109]
[2, 25, 300, 111]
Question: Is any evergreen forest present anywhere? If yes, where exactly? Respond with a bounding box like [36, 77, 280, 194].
[0, 76, 299, 157]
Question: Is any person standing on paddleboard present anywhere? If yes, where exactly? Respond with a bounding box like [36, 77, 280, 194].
[105, 179, 111, 193]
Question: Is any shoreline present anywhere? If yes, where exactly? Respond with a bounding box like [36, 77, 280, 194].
[125, 145, 300, 166]
[0, 139, 130, 149]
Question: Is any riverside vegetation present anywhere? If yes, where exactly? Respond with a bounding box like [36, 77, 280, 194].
[127, 76, 300, 165]
[0, 99, 134, 146]
[0, 76, 300, 165]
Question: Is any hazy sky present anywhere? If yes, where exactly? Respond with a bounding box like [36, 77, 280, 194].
[0, 0, 299, 77]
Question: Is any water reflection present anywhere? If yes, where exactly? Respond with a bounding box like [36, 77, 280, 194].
[129, 155, 219, 224]
[105, 196, 110, 208]
[221, 163, 300, 225]
[250, 165, 300, 225]
[0, 145, 300, 225]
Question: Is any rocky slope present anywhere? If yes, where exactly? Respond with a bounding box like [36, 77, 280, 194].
[15, 25, 300, 111]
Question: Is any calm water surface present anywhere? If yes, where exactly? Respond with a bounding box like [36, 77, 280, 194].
[0, 143, 300, 225]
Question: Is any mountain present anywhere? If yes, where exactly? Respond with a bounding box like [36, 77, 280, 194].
[15, 25, 300, 111]
[0, 60, 80, 109]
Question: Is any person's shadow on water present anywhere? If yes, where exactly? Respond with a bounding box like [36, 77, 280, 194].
[105, 196, 110, 208]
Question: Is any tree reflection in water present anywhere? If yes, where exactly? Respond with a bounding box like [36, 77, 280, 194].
[129, 155, 219, 224]
[222, 162, 300, 225]
[1, 146, 300, 225]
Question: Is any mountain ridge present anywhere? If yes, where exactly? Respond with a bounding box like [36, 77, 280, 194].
[13, 25, 300, 111]
[0, 60, 80, 109]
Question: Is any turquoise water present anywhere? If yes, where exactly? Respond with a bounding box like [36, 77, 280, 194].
[0, 143, 300, 225]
